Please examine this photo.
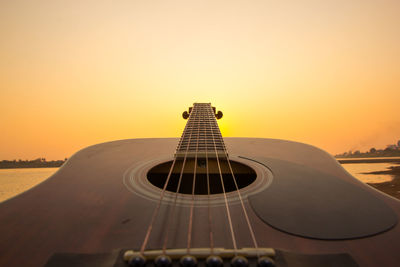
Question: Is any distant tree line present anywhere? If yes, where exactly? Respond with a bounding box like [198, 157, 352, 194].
[0, 158, 67, 169]
[335, 139, 400, 158]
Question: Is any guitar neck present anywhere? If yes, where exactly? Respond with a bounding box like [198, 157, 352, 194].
[175, 103, 226, 159]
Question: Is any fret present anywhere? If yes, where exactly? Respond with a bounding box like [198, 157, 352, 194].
[175, 103, 227, 159]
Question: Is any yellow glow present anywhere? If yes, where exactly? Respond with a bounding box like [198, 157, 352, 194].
[1, 1, 400, 159]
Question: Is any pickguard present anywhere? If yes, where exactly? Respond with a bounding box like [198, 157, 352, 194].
[248, 157, 397, 240]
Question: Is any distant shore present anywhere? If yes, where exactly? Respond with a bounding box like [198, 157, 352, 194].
[335, 144, 400, 159]
[2, 157, 400, 168]
[337, 157, 400, 164]
[0, 159, 66, 169]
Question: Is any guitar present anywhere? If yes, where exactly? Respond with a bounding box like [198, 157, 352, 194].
[0, 103, 399, 267]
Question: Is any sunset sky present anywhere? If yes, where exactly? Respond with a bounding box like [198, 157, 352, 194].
[1, 0, 399, 160]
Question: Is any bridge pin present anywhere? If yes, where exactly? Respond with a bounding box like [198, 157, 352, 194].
[128, 254, 146, 267]
[257, 256, 275, 267]
[231, 256, 248, 267]
[155, 255, 172, 267]
[180, 255, 197, 267]
[206, 255, 223, 267]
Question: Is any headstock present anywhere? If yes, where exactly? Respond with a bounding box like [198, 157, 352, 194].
[182, 104, 223, 120]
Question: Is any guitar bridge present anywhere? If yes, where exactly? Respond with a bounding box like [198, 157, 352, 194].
[44, 247, 359, 267]
[123, 247, 275, 260]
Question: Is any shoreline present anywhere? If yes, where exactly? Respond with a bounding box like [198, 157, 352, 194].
[362, 165, 400, 175]
[337, 158, 400, 164]
[0, 160, 65, 169]
[1, 157, 400, 168]
[362, 165, 400, 200]
[368, 175, 400, 200]
[0, 166, 62, 169]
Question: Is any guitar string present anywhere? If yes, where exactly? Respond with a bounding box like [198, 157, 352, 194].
[140, 104, 243, 258]
[207, 105, 238, 255]
[186, 106, 202, 255]
[205, 112, 215, 255]
[139, 110, 194, 255]
[217, 123, 260, 258]
[161, 107, 197, 254]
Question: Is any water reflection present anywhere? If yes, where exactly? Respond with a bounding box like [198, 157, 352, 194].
[0, 167, 58, 202]
[341, 163, 395, 183]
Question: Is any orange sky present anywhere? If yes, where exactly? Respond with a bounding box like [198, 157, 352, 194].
[1, 0, 399, 160]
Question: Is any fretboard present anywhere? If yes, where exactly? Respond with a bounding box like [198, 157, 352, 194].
[175, 103, 227, 158]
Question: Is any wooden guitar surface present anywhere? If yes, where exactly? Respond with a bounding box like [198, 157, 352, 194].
[0, 137, 399, 267]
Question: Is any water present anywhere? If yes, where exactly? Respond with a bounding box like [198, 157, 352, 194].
[0, 163, 397, 203]
[341, 163, 396, 183]
[0, 168, 58, 202]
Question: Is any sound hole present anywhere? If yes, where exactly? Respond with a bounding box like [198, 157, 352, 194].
[147, 159, 256, 195]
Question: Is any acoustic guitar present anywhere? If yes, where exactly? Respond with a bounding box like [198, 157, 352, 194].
[0, 103, 399, 267]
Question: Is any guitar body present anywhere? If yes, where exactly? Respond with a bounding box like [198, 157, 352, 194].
[0, 137, 399, 266]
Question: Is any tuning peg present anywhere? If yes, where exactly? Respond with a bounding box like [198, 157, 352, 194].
[182, 111, 189, 119]
[215, 111, 223, 120]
